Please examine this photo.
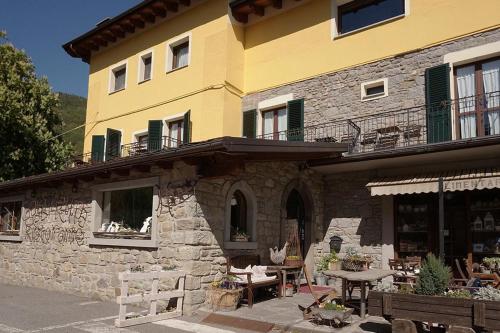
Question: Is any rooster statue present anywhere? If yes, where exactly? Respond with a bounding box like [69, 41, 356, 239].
[269, 242, 288, 265]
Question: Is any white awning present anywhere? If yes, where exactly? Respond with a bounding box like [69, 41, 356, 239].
[367, 168, 500, 196]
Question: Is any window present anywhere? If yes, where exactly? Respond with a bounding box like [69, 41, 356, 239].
[136, 133, 149, 151]
[167, 119, 184, 148]
[138, 52, 153, 83]
[166, 33, 191, 72]
[361, 78, 388, 101]
[91, 178, 159, 248]
[262, 107, 287, 140]
[455, 58, 500, 139]
[338, 0, 405, 35]
[109, 62, 127, 93]
[224, 181, 257, 250]
[0, 200, 22, 235]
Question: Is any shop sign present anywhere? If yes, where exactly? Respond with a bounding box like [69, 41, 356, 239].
[444, 177, 500, 192]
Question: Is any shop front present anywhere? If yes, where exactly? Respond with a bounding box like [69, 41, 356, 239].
[368, 169, 500, 270]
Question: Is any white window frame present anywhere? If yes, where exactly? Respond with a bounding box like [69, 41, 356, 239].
[137, 49, 154, 83]
[443, 41, 500, 140]
[108, 60, 128, 94]
[224, 181, 258, 250]
[0, 194, 25, 242]
[166, 32, 192, 73]
[256, 93, 294, 138]
[90, 177, 159, 248]
[331, 0, 410, 40]
[360, 78, 388, 101]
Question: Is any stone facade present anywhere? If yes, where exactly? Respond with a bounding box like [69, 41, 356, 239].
[0, 160, 328, 313]
[242, 29, 500, 127]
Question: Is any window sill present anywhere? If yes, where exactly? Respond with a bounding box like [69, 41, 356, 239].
[361, 93, 388, 102]
[89, 236, 157, 248]
[166, 65, 189, 74]
[335, 14, 406, 40]
[0, 233, 22, 242]
[108, 87, 125, 95]
[138, 78, 151, 85]
[224, 241, 258, 250]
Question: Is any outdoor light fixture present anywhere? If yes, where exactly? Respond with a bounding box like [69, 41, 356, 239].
[330, 235, 343, 253]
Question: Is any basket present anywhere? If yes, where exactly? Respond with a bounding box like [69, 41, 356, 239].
[284, 258, 304, 267]
[206, 287, 243, 312]
[342, 259, 365, 272]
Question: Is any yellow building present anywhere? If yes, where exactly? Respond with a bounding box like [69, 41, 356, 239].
[64, 0, 500, 160]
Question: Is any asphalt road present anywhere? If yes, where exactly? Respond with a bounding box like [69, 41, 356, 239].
[0, 283, 245, 333]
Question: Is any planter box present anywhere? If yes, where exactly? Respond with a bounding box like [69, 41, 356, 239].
[368, 291, 500, 331]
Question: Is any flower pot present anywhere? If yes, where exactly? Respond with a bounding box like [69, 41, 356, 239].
[328, 261, 341, 271]
[206, 287, 243, 312]
[231, 235, 249, 242]
[284, 258, 303, 267]
[315, 275, 327, 286]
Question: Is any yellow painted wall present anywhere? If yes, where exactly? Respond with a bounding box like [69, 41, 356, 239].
[243, 0, 500, 93]
[83, 0, 244, 154]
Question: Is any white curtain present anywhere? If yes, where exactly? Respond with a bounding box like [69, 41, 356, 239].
[177, 45, 189, 68]
[456, 65, 477, 139]
[263, 111, 274, 140]
[482, 60, 500, 135]
[170, 122, 179, 147]
[277, 108, 287, 141]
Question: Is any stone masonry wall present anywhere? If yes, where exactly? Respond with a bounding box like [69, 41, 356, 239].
[242, 29, 500, 126]
[0, 160, 326, 313]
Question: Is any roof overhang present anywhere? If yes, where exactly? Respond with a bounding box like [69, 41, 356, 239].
[63, 0, 197, 63]
[230, 0, 303, 23]
[0, 137, 347, 192]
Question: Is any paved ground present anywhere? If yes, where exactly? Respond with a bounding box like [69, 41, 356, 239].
[0, 283, 390, 333]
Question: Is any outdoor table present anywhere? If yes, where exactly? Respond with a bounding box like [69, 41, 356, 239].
[324, 269, 395, 319]
[268, 265, 303, 295]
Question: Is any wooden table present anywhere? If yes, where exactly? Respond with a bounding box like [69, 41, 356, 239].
[268, 265, 303, 296]
[324, 269, 395, 319]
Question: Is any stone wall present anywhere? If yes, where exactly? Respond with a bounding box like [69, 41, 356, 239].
[0, 160, 326, 313]
[242, 29, 500, 127]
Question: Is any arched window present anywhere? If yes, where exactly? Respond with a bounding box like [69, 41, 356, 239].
[224, 182, 257, 249]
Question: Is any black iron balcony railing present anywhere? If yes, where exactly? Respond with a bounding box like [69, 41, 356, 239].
[67, 136, 182, 168]
[256, 91, 500, 154]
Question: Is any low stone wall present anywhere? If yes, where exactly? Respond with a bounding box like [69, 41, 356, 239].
[0, 160, 327, 313]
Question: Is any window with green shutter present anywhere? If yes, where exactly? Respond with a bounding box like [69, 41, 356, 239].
[242, 110, 257, 139]
[147, 120, 163, 152]
[183, 110, 191, 144]
[106, 128, 122, 160]
[287, 99, 304, 141]
[425, 63, 451, 143]
[91, 135, 105, 162]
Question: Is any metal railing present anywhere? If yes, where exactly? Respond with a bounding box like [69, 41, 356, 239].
[66, 136, 182, 168]
[255, 91, 500, 155]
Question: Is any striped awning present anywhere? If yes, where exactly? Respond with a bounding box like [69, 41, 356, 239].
[367, 168, 500, 196]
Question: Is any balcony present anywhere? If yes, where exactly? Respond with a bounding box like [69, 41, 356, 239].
[68, 136, 182, 168]
[256, 91, 500, 156]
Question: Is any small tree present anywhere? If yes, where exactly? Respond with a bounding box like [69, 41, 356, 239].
[415, 253, 451, 296]
[0, 32, 72, 181]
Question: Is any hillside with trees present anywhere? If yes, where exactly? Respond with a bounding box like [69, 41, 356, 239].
[57, 93, 86, 154]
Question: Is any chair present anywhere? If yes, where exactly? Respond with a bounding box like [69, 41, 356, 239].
[226, 255, 281, 308]
[389, 258, 418, 286]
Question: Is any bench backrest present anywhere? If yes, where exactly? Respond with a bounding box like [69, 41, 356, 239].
[226, 255, 261, 271]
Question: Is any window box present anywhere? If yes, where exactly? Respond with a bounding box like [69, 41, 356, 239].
[90, 178, 159, 248]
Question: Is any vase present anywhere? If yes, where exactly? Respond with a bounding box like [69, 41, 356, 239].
[315, 275, 327, 286]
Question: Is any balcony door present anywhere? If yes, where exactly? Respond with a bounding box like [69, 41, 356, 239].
[455, 58, 500, 139]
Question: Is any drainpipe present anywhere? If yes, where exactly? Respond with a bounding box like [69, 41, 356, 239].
[438, 177, 445, 260]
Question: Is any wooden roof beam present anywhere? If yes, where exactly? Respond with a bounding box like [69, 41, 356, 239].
[179, 0, 191, 6]
[139, 9, 156, 23]
[151, 4, 167, 18]
[119, 20, 136, 33]
[162, 0, 179, 13]
[130, 15, 146, 29]
[92, 36, 108, 47]
[101, 31, 117, 43]
[250, 4, 265, 17]
[272, 0, 283, 9]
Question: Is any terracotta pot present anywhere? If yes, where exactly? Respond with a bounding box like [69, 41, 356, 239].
[328, 261, 341, 271]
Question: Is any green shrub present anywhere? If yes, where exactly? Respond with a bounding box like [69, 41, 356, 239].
[415, 254, 451, 296]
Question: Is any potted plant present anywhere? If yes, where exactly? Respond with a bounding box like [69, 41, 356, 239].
[311, 301, 354, 325]
[206, 274, 243, 312]
[231, 228, 249, 242]
[341, 247, 372, 271]
[314, 271, 327, 286]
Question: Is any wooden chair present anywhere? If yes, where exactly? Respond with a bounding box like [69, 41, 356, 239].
[226, 255, 281, 308]
[389, 259, 418, 286]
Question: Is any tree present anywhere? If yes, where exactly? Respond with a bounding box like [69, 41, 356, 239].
[0, 31, 72, 181]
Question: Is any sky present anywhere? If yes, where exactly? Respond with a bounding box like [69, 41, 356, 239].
[0, 0, 142, 98]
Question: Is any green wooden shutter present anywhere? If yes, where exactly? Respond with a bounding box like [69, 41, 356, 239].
[287, 99, 304, 142]
[91, 135, 105, 162]
[105, 128, 121, 160]
[183, 110, 191, 144]
[425, 64, 451, 143]
[148, 120, 163, 151]
[242, 110, 257, 139]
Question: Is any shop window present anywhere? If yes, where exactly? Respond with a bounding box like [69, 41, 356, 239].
[224, 182, 257, 249]
[138, 51, 153, 83]
[337, 0, 406, 35]
[109, 62, 127, 93]
[0, 200, 22, 235]
[91, 178, 158, 248]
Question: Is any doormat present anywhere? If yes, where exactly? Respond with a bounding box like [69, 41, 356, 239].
[298, 285, 332, 294]
[202, 313, 274, 333]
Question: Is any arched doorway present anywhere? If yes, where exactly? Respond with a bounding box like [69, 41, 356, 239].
[286, 189, 307, 258]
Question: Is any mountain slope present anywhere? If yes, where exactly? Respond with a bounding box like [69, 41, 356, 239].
[57, 92, 87, 154]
